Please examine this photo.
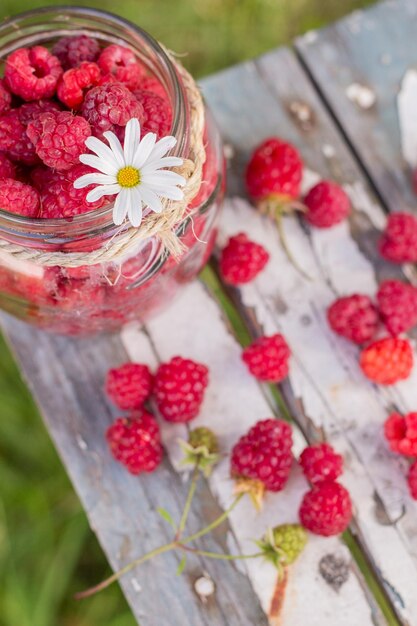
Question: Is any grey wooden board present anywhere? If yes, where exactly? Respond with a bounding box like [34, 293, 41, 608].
[296, 0, 417, 215]
[201, 44, 417, 624]
[1, 318, 269, 626]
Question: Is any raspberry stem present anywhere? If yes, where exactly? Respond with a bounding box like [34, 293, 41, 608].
[175, 464, 200, 540]
[179, 544, 263, 561]
[75, 493, 245, 599]
[275, 212, 312, 281]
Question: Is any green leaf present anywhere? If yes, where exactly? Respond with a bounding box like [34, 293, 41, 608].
[156, 507, 176, 529]
[176, 556, 187, 576]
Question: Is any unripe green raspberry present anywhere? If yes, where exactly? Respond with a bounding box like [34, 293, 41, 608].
[270, 523, 307, 564]
[188, 427, 218, 454]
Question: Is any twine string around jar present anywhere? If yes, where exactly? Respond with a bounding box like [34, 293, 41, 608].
[0, 52, 206, 268]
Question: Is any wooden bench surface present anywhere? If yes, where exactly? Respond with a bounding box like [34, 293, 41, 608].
[2, 1, 417, 624]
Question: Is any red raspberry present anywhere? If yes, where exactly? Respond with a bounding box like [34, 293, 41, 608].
[377, 280, 417, 336]
[230, 418, 293, 492]
[18, 99, 61, 126]
[360, 337, 414, 385]
[105, 363, 153, 410]
[138, 75, 168, 101]
[0, 154, 16, 180]
[154, 356, 209, 423]
[57, 62, 101, 109]
[242, 334, 291, 383]
[39, 163, 111, 218]
[27, 110, 91, 171]
[219, 233, 269, 285]
[299, 481, 352, 536]
[106, 410, 163, 475]
[408, 461, 417, 500]
[379, 212, 417, 263]
[0, 79, 12, 114]
[132, 90, 172, 138]
[299, 443, 343, 484]
[327, 294, 379, 344]
[81, 83, 144, 138]
[245, 137, 303, 202]
[0, 109, 37, 165]
[304, 181, 350, 228]
[384, 412, 417, 456]
[4, 46, 63, 101]
[97, 44, 145, 90]
[0, 178, 40, 217]
[52, 34, 100, 70]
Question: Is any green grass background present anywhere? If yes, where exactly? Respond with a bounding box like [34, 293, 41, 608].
[0, 1, 373, 624]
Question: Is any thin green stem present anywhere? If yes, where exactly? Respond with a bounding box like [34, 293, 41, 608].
[180, 544, 263, 561]
[275, 213, 312, 281]
[182, 493, 244, 544]
[176, 464, 200, 540]
[74, 541, 176, 600]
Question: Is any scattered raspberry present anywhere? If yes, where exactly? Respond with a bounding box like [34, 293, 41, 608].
[81, 82, 144, 138]
[261, 524, 307, 567]
[97, 44, 145, 90]
[377, 280, 417, 336]
[407, 461, 417, 500]
[304, 180, 350, 228]
[132, 89, 172, 138]
[0, 154, 16, 180]
[300, 443, 343, 484]
[242, 334, 291, 383]
[0, 109, 37, 165]
[106, 410, 163, 475]
[327, 294, 379, 344]
[0, 79, 12, 114]
[245, 137, 303, 202]
[138, 75, 168, 100]
[105, 363, 153, 410]
[154, 356, 209, 423]
[5, 46, 63, 101]
[360, 337, 414, 385]
[39, 163, 111, 218]
[230, 418, 293, 492]
[384, 412, 417, 456]
[27, 110, 91, 170]
[52, 34, 99, 70]
[0, 178, 40, 217]
[219, 233, 269, 285]
[57, 62, 101, 109]
[299, 481, 352, 536]
[379, 212, 417, 263]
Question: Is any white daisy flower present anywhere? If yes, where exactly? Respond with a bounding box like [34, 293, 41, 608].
[73, 118, 186, 228]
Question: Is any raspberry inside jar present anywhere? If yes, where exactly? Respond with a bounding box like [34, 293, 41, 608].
[0, 7, 224, 335]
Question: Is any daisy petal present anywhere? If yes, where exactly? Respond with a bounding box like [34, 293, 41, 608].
[133, 132, 157, 168]
[79, 154, 118, 176]
[124, 118, 141, 164]
[85, 136, 121, 170]
[86, 183, 120, 203]
[140, 186, 163, 214]
[151, 185, 184, 201]
[113, 188, 130, 225]
[148, 135, 177, 162]
[142, 170, 186, 187]
[103, 131, 125, 167]
[141, 156, 184, 173]
[74, 173, 117, 188]
[127, 187, 143, 227]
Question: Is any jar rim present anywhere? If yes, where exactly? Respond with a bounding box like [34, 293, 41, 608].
[0, 5, 189, 240]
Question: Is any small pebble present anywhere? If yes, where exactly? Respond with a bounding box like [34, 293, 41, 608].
[346, 83, 376, 110]
[194, 574, 215, 601]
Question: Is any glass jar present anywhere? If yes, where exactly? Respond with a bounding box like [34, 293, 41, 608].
[0, 7, 224, 335]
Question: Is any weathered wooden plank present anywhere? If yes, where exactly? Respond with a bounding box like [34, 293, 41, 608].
[295, 0, 417, 215]
[0, 316, 270, 626]
[201, 46, 417, 624]
[121, 280, 378, 626]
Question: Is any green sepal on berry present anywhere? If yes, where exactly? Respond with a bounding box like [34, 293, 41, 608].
[257, 524, 307, 575]
[179, 427, 220, 476]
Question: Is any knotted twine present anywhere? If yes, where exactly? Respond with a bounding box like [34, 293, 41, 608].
[0, 52, 206, 268]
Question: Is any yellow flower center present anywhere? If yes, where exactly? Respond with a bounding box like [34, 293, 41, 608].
[117, 166, 140, 188]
